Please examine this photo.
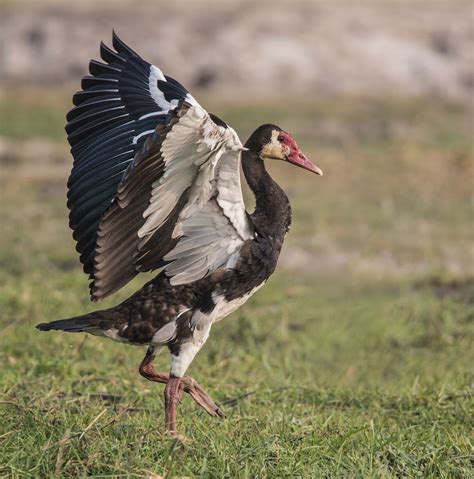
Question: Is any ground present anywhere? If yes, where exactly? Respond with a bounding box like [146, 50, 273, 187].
[0, 90, 473, 477]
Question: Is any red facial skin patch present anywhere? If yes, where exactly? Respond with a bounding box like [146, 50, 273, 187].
[278, 131, 323, 175]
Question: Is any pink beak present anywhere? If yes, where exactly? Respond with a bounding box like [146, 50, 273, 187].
[287, 151, 323, 176]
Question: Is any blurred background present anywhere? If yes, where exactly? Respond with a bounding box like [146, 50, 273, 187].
[1, 0, 472, 292]
[0, 0, 473, 476]
[1, 0, 472, 280]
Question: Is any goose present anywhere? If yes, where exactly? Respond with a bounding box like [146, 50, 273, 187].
[36, 32, 322, 437]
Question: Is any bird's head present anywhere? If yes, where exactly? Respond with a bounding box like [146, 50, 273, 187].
[245, 124, 323, 176]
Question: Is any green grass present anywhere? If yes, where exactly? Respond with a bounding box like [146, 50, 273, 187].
[0, 90, 473, 477]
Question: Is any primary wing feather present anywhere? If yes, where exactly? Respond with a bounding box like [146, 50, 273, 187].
[66, 32, 197, 278]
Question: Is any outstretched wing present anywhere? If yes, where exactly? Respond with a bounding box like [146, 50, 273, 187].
[92, 103, 253, 301]
[66, 32, 198, 278]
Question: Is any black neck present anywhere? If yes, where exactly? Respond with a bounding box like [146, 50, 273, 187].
[242, 150, 291, 240]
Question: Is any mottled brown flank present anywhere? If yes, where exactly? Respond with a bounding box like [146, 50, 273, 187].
[83, 274, 200, 344]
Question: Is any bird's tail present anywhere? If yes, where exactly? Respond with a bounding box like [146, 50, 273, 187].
[36, 312, 102, 334]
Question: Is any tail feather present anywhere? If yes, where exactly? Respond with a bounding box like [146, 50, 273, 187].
[36, 314, 100, 333]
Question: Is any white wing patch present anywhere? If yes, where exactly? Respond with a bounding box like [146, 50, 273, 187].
[148, 65, 200, 112]
[136, 105, 253, 285]
[149, 65, 179, 111]
[216, 149, 252, 240]
[164, 202, 245, 285]
[138, 106, 212, 240]
[138, 105, 252, 278]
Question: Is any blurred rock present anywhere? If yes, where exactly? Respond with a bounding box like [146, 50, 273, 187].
[0, 1, 472, 102]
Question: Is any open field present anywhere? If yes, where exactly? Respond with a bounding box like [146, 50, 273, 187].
[0, 90, 473, 476]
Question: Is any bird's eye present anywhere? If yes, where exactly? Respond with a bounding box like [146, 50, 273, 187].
[278, 135, 285, 142]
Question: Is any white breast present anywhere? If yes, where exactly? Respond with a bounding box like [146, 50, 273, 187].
[209, 283, 265, 323]
[186, 282, 265, 332]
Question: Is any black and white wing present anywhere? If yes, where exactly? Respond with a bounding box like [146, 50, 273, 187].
[65, 33, 252, 301]
[92, 102, 253, 301]
[66, 31, 198, 278]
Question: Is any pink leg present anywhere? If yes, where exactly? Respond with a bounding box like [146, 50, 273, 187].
[180, 376, 225, 418]
[138, 347, 169, 384]
[138, 347, 225, 422]
[164, 376, 182, 435]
